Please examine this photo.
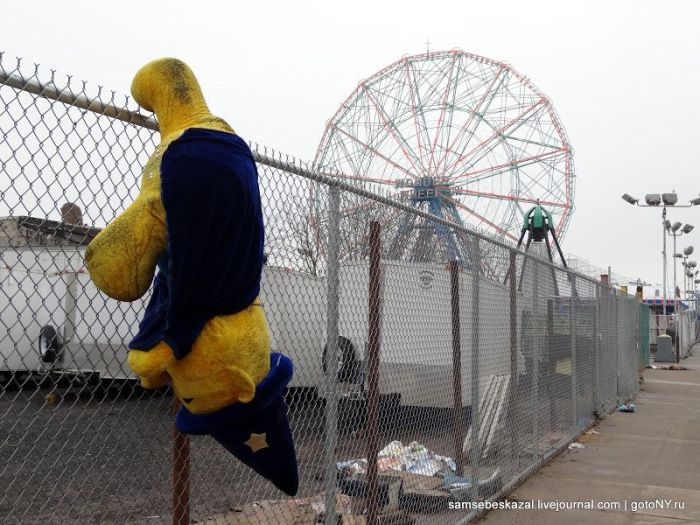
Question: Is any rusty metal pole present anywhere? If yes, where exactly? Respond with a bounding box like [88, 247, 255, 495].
[450, 260, 465, 476]
[172, 397, 190, 525]
[366, 221, 382, 525]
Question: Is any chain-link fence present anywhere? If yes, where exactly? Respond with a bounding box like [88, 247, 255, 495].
[0, 55, 642, 525]
[649, 312, 698, 362]
[675, 310, 696, 360]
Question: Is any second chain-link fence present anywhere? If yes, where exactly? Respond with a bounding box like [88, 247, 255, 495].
[1, 55, 643, 524]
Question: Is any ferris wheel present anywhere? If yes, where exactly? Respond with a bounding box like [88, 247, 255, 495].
[312, 49, 574, 263]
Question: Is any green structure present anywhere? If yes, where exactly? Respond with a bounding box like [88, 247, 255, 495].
[516, 203, 577, 296]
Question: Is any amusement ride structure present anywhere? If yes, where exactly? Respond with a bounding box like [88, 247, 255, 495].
[312, 49, 575, 266]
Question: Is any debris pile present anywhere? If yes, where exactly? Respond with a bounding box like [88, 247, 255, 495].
[337, 441, 456, 477]
[336, 440, 501, 517]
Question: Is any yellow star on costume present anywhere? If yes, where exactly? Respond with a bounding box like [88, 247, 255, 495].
[244, 432, 269, 453]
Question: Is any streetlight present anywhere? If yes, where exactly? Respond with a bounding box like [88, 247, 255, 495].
[668, 224, 694, 317]
[687, 262, 698, 295]
[681, 248, 696, 297]
[668, 227, 693, 363]
[622, 194, 639, 205]
[621, 191, 700, 317]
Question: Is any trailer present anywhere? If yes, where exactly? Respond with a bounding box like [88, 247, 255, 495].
[3, 216, 536, 405]
[0, 217, 328, 391]
[259, 265, 327, 389]
[0, 245, 149, 383]
[333, 260, 525, 408]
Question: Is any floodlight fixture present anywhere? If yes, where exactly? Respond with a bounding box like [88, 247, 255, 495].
[683, 224, 694, 234]
[664, 219, 672, 230]
[684, 246, 694, 256]
[689, 260, 697, 268]
[621, 193, 638, 205]
[672, 221, 682, 232]
[662, 193, 678, 206]
[691, 196, 700, 206]
[645, 194, 662, 206]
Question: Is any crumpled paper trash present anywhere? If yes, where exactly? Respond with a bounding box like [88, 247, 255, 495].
[337, 440, 456, 477]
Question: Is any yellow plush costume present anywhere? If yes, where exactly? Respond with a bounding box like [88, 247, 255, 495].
[85, 58, 270, 414]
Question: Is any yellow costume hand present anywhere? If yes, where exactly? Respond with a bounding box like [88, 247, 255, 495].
[140, 372, 170, 389]
[126, 301, 270, 414]
[128, 341, 176, 389]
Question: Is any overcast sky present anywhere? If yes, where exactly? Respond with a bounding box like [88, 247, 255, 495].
[3, 0, 700, 291]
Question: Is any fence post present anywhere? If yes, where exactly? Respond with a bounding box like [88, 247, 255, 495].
[676, 309, 681, 362]
[450, 260, 465, 476]
[593, 283, 600, 415]
[570, 277, 577, 435]
[615, 294, 620, 404]
[172, 398, 190, 525]
[366, 221, 382, 525]
[531, 254, 540, 463]
[469, 240, 481, 499]
[323, 184, 341, 525]
[635, 303, 641, 394]
[676, 306, 681, 363]
[508, 251, 518, 463]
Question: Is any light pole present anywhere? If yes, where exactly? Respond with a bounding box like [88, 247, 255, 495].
[684, 263, 697, 308]
[682, 264, 697, 357]
[680, 254, 692, 297]
[692, 279, 700, 346]
[622, 192, 700, 317]
[681, 249, 695, 298]
[669, 230, 693, 363]
[669, 224, 694, 316]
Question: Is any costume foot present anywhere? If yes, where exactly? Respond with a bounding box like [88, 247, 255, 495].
[175, 353, 298, 496]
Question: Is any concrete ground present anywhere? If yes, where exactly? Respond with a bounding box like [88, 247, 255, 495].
[480, 350, 700, 524]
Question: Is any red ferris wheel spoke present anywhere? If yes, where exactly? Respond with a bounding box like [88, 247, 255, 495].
[450, 147, 568, 184]
[444, 98, 547, 176]
[332, 125, 418, 180]
[440, 54, 465, 168]
[451, 187, 569, 208]
[428, 53, 458, 172]
[436, 65, 508, 175]
[404, 60, 431, 165]
[555, 206, 572, 238]
[448, 198, 519, 243]
[363, 85, 425, 177]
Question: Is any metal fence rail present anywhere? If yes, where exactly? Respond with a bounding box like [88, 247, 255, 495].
[0, 55, 642, 525]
